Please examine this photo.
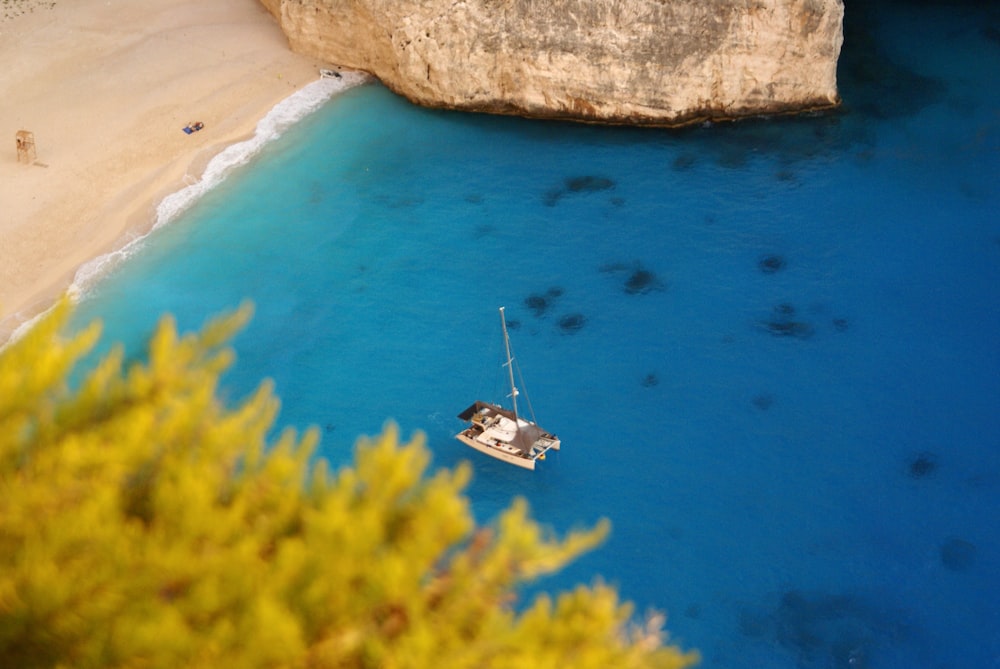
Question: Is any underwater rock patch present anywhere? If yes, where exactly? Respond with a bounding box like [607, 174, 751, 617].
[673, 153, 697, 170]
[940, 537, 977, 572]
[761, 304, 813, 339]
[557, 313, 586, 334]
[543, 175, 616, 205]
[624, 267, 664, 295]
[524, 294, 549, 317]
[759, 254, 786, 274]
[542, 188, 563, 207]
[566, 175, 615, 192]
[601, 262, 664, 294]
[907, 452, 938, 479]
[600, 262, 664, 295]
[764, 321, 814, 338]
[774, 303, 796, 316]
[680, 109, 869, 175]
[738, 590, 900, 669]
[524, 287, 564, 317]
[716, 146, 749, 169]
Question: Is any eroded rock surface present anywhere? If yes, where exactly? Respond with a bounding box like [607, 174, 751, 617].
[261, 0, 843, 126]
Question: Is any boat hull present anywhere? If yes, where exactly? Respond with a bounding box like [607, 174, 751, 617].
[455, 430, 537, 470]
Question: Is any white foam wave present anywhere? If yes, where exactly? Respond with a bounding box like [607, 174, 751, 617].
[68, 71, 371, 301]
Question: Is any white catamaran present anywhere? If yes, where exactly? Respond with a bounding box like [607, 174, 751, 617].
[455, 307, 561, 470]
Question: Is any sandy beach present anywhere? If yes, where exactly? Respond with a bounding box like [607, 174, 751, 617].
[0, 0, 326, 340]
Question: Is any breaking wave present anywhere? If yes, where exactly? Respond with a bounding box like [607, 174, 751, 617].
[68, 71, 371, 301]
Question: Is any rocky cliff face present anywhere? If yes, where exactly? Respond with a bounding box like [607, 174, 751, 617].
[261, 0, 843, 126]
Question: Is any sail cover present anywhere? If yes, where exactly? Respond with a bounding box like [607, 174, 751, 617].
[511, 423, 544, 456]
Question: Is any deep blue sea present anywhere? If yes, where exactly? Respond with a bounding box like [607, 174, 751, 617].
[68, 2, 999, 667]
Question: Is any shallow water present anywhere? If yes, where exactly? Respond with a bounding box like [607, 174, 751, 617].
[72, 2, 999, 667]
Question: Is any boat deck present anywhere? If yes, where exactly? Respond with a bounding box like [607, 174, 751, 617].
[455, 401, 560, 470]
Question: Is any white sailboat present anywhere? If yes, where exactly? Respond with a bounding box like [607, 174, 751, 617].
[455, 307, 561, 470]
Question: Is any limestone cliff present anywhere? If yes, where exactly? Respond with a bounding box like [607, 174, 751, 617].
[260, 0, 843, 126]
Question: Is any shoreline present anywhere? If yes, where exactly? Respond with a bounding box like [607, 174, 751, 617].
[65, 72, 370, 316]
[0, 0, 335, 341]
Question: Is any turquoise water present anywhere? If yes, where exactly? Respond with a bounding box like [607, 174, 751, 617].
[71, 3, 999, 667]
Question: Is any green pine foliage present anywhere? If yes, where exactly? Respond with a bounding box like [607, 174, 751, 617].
[0, 301, 698, 669]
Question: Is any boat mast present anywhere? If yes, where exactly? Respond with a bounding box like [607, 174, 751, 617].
[499, 306, 519, 421]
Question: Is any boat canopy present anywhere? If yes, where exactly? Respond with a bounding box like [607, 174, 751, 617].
[457, 401, 545, 457]
[457, 401, 515, 423]
[511, 423, 544, 455]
